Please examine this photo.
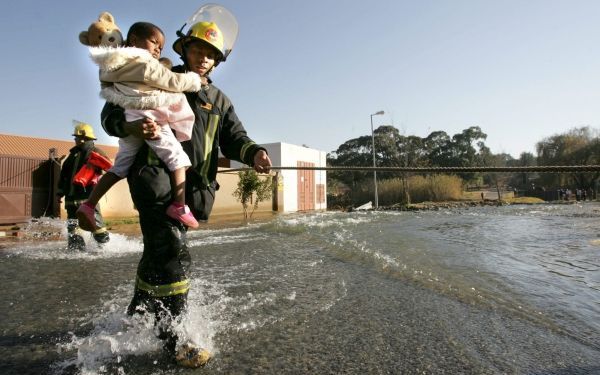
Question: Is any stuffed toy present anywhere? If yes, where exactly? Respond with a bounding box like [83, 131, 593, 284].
[79, 12, 123, 47]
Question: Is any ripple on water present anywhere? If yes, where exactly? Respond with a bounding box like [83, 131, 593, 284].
[4, 205, 599, 373]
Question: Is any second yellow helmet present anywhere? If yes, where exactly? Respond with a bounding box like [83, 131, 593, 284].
[72, 120, 97, 140]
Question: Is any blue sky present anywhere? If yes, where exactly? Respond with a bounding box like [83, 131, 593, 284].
[1, 0, 599, 158]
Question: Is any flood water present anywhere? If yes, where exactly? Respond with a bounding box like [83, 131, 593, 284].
[1, 203, 599, 374]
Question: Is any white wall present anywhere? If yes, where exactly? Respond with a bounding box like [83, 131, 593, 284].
[230, 142, 327, 212]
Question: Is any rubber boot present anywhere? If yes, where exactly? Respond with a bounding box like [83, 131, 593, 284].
[175, 343, 212, 368]
[68, 233, 86, 251]
[93, 230, 110, 245]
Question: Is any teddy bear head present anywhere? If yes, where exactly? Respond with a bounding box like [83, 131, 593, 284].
[79, 12, 123, 47]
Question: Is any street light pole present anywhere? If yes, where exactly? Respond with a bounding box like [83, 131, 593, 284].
[370, 110, 384, 209]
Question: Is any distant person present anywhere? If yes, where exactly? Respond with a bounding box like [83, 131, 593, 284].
[77, 21, 204, 232]
[56, 122, 111, 250]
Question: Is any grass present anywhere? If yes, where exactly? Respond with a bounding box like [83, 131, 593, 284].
[505, 196, 545, 204]
[104, 216, 140, 226]
[462, 191, 545, 204]
[461, 191, 483, 200]
[350, 175, 464, 206]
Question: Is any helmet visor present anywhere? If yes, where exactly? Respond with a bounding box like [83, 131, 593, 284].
[181, 4, 238, 60]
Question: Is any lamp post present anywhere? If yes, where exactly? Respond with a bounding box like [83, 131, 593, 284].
[370, 110, 384, 209]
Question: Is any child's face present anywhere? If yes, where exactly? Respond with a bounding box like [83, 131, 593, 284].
[185, 41, 217, 76]
[130, 29, 164, 59]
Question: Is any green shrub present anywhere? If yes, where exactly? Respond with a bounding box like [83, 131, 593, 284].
[233, 170, 273, 219]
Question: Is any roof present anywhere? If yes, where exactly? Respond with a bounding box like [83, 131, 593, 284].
[0, 133, 118, 160]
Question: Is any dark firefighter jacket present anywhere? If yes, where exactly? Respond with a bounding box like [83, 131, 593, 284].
[57, 141, 109, 202]
[99, 74, 266, 293]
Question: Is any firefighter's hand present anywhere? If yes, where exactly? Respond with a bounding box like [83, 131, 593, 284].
[125, 118, 161, 140]
[253, 150, 272, 174]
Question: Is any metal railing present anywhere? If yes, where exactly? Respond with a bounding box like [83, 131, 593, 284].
[220, 165, 600, 174]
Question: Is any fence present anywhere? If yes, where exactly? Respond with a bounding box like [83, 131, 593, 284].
[0, 150, 60, 225]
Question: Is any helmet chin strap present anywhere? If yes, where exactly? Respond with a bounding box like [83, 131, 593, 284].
[176, 27, 188, 64]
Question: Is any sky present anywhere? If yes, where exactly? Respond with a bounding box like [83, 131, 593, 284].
[1, 0, 600, 158]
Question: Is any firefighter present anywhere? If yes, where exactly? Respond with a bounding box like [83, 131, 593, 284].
[57, 121, 111, 250]
[100, 5, 272, 367]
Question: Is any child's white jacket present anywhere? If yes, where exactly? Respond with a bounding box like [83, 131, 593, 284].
[89, 46, 201, 109]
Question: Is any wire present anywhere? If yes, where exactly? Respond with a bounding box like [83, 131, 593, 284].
[219, 165, 600, 174]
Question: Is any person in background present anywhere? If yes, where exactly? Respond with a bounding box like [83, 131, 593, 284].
[101, 5, 271, 368]
[56, 121, 111, 250]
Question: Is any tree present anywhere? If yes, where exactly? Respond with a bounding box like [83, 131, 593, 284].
[233, 170, 273, 219]
[507, 152, 536, 189]
[328, 125, 428, 203]
[536, 127, 600, 189]
[328, 125, 492, 188]
[327, 135, 373, 188]
[422, 126, 489, 182]
[450, 126, 488, 164]
[424, 130, 452, 167]
[482, 153, 514, 202]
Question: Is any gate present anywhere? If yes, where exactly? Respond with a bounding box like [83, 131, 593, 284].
[297, 161, 315, 211]
[0, 150, 61, 224]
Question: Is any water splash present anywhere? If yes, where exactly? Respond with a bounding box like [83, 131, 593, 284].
[53, 278, 226, 374]
[53, 286, 160, 375]
[278, 211, 373, 228]
[2, 231, 142, 260]
[3, 234, 142, 260]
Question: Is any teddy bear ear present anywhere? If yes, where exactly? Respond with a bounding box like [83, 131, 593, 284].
[79, 31, 91, 46]
[98, 12, 115, 24]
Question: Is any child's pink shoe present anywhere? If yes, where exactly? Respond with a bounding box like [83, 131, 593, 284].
[76, 202, 98, 231]
[166, 203, 199, 229]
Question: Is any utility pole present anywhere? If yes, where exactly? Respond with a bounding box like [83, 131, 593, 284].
[370, 110, 384, 208]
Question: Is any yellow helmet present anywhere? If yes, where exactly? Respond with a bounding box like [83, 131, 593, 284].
[72, 120, 96, 140]
[173, 4, 239, 63]
[173, 21, 225, 61]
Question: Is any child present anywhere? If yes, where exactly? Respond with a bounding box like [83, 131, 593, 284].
[77, 22, 202, 231]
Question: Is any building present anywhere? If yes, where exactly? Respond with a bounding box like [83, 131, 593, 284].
[0, 133, 135, 224]
[0, 133, 274, 225]
[228, 142, 327, 212]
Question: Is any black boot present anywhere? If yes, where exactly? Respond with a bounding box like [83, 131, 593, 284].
[93, 230, 110, 245]
[67, 233, 86, 251]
